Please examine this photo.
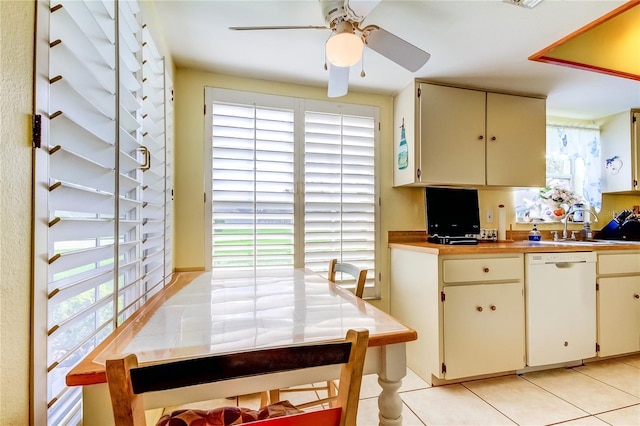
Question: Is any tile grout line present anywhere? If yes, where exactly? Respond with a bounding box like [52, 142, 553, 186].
[517, 371, 599, 420]
[569, 361, 640, 400]
[459, 381, 523, 426]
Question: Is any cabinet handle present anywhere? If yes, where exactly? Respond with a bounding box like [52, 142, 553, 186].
[491, 136, 497, 141]
[478, 135, 484, 140]
[634, 294, 639, 299]
[490, 305, 496, 311]
[483, 267, 490, 273]
[476, 306, 483, 312]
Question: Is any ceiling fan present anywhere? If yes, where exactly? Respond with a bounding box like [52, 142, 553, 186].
[230, 0, 431, 97]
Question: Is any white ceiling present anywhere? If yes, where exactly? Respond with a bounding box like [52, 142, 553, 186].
[155, 0, 640, 120]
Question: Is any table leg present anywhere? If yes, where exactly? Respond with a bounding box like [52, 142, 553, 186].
[377, 343, 406, 426]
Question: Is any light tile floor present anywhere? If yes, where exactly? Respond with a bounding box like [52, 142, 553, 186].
[377, 353, 640, 426]
[161, 353, 640, 426]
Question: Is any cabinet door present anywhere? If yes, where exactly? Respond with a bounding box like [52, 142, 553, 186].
[601, 110, 636, 193]
[486, 93, 546, 187]
[419, 84, 486, 185]
[598, 276, 640, 356]
[393, 82, 419, 186]
[633, 110, 640, 191]
[443, 283, 525, 379]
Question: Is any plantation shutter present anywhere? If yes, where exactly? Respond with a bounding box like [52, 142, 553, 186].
[206, 89, 378, 296]
[303, 106, 376, 292]
[117, 0, 145, 323]
[164, 75, 174, 281]
[141, 25, 168, 296]
[33, 1, 173, 423]
[40, 1, 120, 424]
[210, 99, 296, 269]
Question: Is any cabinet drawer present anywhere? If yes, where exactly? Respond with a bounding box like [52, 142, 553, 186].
[443, 257, 522, 283]
[598, 253, 640, 275]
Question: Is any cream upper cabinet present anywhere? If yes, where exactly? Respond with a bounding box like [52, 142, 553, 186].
[418, 84, 486, 186]
[600, 109, 640, 193]
[485, 92, 547, 186]
[393, 81, 546, 187]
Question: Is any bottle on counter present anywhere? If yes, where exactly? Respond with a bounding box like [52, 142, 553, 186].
[582, 222, 593, 240]
[529, 225, 541, 241]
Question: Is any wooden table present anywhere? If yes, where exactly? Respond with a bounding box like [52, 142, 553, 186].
[67, 269, 417, 426]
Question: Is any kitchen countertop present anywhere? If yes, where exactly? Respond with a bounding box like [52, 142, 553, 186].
[388, 231, 640, 255]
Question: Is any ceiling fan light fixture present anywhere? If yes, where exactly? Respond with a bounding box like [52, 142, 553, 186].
[326, 31, 363, 67]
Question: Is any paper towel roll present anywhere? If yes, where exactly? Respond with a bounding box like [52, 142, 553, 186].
[498, 204, 506, 241]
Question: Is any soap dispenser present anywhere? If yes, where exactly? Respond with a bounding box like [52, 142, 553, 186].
[528, 225, 541, 241]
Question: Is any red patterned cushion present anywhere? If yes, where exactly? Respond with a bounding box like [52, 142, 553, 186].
[156, 401, 303, 426]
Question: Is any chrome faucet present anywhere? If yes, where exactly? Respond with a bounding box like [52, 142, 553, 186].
[562, 207, 599, 240]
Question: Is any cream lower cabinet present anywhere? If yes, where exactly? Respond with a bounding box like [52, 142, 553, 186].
[390, 249, 525, 384]
[443, 282, 525, 379]
[597, 252, 640, 356]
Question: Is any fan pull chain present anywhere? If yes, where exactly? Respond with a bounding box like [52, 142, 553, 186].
[360, 53, 366, 78]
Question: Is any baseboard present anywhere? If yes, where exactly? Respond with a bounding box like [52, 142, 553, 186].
[430, 370, 516, 387]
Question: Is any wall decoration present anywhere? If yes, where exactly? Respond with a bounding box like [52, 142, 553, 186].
[605, 156, 622, 175]
[397, 120, 408, 170]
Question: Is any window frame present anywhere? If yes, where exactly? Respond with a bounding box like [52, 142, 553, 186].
[514, 124, 601, 223]
[203, 87, 381, 298]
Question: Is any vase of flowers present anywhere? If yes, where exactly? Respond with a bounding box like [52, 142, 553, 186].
[539, 184, 581, 221]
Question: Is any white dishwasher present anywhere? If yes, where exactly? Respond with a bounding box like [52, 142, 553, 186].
[525, 252, 596, 367]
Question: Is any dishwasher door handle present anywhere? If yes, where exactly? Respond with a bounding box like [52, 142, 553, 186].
[551, 261, 586, 268]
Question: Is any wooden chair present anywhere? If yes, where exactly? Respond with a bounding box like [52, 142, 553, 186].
[264, 260, 368, 407]
[106, 329, 369, 426]
[328, 259, 367, 299]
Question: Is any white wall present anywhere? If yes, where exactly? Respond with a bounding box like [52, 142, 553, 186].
[0, 1, 35, 423]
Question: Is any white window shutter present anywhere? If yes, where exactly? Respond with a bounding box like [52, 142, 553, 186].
[211, 103, 296, 269]
[33, 1, 173, 423]
[303, 110, 376, 290]
[207, 89, 378, 296]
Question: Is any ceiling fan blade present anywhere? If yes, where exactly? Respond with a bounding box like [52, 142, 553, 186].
[327, 64, 349, 98]
[229, 25, 328, 31]
[365, 27, 431, 72]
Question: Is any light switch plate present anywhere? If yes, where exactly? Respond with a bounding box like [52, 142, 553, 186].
[486, 209, 494, 223]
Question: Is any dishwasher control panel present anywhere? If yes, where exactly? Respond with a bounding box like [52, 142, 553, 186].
[526, 252, 597, 264]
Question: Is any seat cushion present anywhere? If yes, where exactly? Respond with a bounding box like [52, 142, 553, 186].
[156, 401, 303, 426]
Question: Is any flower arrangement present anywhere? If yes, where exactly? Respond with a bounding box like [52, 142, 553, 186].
[539, 184, 581, 207]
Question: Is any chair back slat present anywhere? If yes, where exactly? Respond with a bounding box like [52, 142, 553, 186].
[328, 259, 367, 299]
[130, 341, 351, 394]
